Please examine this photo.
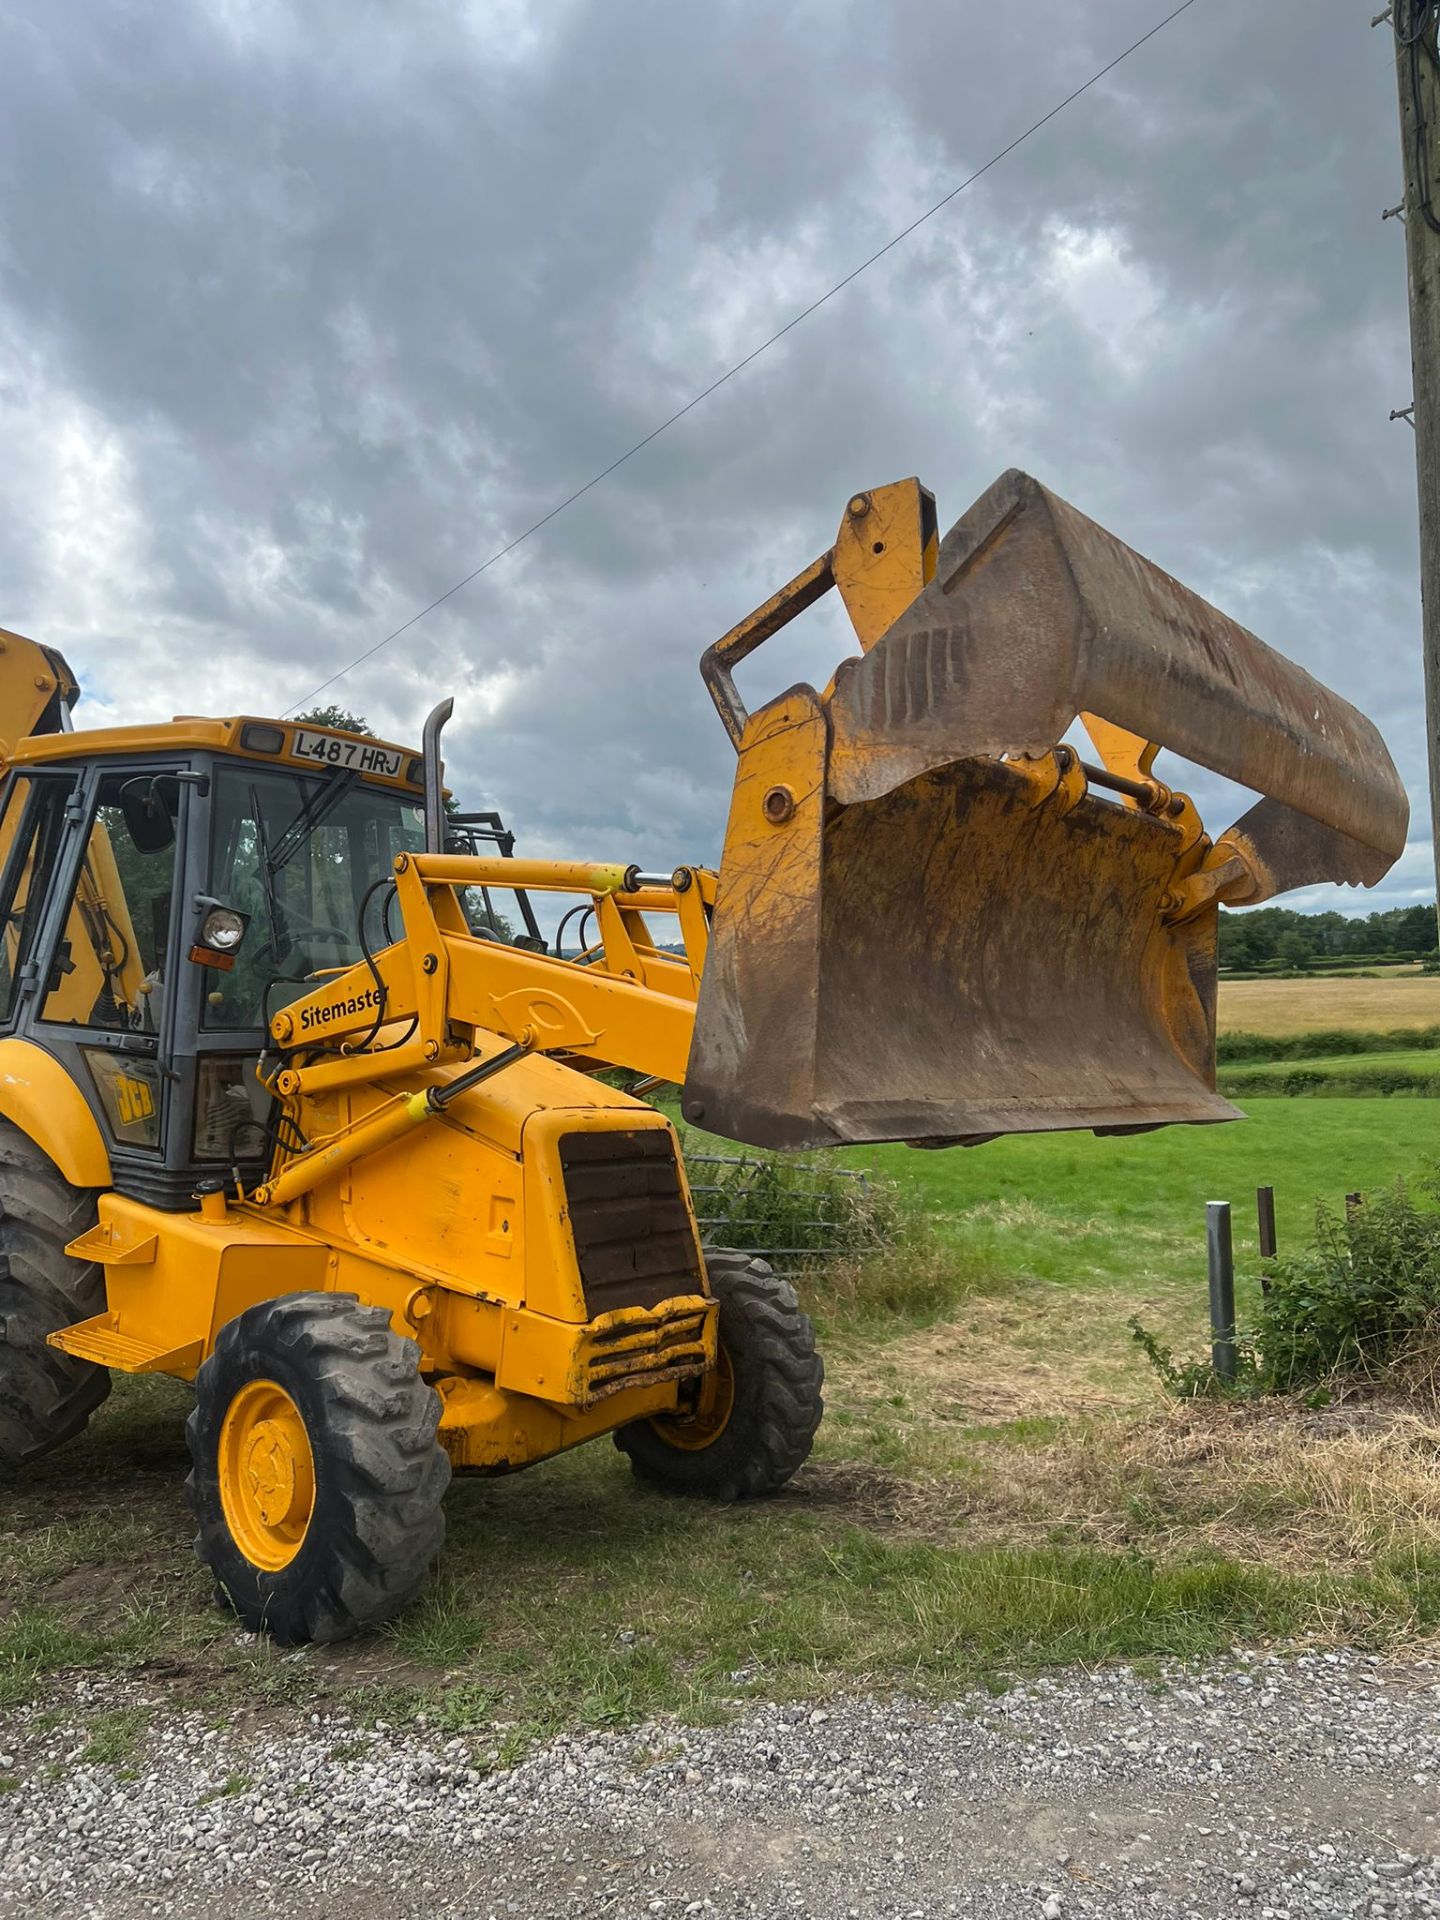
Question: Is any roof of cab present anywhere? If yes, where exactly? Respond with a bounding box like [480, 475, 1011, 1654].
[5, 715, 424, 791]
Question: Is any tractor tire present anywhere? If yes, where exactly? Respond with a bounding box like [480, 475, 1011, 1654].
[615, 1250, 823, 1500]
[0, 1122, 109, 1468]
[186, 1293, 451, 1644]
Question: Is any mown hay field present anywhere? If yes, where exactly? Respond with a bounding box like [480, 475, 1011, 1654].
[1219, 973, 1440, 1035]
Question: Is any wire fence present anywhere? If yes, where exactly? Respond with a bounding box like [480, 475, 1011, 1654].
[685, 1151, 880, 1279]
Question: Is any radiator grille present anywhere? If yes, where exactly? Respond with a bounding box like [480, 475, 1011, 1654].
[559, 1129, 705, 1317]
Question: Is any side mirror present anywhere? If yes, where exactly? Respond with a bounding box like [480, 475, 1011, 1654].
[119, 776, 180, 855]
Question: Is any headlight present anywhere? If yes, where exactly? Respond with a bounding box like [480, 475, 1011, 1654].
[199, 907, 247, 952]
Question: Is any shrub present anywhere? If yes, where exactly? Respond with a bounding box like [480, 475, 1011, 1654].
[1219, 1065, 1440, 1099]
[1134, 1176, 1440, 1399]
[680, 1141, 998, 1329]
[1216, 1026, 1440, 1065]
[684, 1151, 906, 1265]
[1280, 1069, 1327, 1096]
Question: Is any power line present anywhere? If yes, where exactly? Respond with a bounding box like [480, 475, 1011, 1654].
[289, 0, 1202, 713]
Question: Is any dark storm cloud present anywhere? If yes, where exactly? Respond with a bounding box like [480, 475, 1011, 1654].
[0, 0, 1429, 911]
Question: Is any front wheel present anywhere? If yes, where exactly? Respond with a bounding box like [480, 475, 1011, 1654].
[615, 1250, 823, 1500]
[185, 1293, 450, 1643]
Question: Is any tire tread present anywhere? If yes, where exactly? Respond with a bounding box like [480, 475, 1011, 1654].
[186, 1292, 451, 1644]
[0, 1121, 109, 1468]
[615, 1249, 823, 1500]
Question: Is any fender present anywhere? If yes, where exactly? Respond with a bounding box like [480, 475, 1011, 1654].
[0, 1037, 111, 1188]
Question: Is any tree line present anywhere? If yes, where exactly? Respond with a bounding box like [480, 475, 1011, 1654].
[1219, 903, 1438, 970]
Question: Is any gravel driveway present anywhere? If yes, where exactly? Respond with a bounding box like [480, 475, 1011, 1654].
[2, 1649, 1437, 1919]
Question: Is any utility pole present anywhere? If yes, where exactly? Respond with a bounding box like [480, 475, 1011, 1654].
[1391, 1, 1440, 936]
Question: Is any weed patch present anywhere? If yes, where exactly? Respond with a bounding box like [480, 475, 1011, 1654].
[80, 1709, 150, 1769]
[0, 1608, 108, 1707]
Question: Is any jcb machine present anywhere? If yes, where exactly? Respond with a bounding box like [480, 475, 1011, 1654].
[0, 471, 1407, 1641]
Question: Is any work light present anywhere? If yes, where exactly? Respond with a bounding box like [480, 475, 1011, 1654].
[190, 904, 251, 971]
[199, 907, 247, 952]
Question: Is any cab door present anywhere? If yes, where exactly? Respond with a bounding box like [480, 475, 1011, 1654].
[27, 763, 189, 1198]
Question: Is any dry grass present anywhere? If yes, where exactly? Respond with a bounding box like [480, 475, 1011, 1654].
[825, 1280, 1192, 1421]
[972, 1401, 1440, 1570]
[823, 1291, 1440, 1577]
[1218, 974, 1440, 1036]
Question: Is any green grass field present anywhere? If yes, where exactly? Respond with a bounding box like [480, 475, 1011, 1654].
[4, 1094, 1436, 1746]
[685, 1098, 1436, 1295]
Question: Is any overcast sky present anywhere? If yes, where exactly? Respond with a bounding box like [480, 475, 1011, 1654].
[0, 0, 1429, 917]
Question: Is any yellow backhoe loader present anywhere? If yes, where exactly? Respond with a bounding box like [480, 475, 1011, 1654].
[0, 471, 1408, 1641]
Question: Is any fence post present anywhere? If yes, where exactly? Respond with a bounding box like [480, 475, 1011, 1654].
[1256, 1186, 1277, 1259]
[1255, 1185, 1276, 1296]
[1206, 1200, 1238, 1384]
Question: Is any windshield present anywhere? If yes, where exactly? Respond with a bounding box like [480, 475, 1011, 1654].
[205, 765, 428, 1031]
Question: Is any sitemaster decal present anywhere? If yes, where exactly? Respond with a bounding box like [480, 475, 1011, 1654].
[299, 987, 383, 1031]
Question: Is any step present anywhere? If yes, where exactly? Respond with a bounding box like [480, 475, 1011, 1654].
[48, 1314, 202, 1375]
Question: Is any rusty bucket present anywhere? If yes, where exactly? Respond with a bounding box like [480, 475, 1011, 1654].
[682, 471, 1408, 1151]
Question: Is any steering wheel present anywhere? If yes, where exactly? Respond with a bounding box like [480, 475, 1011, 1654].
[255, 922, 353, 968]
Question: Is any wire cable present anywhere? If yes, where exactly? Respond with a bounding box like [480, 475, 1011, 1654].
[1399, 2, 1440, 236]
[288, 0, 1201, 712]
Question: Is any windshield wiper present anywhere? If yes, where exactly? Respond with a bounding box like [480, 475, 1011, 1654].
[266, 769, 360, 877]
[249, 782, 286, 958]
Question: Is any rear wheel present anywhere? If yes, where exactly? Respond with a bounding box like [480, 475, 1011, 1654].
[186, 1293, 450, 1643]
[0, 1123, 108, 1468]
[615, 1250, 823, 1500]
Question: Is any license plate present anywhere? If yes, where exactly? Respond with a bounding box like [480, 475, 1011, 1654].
[292, 729, 404, 778]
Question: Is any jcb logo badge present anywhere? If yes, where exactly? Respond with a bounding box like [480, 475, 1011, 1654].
[115, 1073, 156, 1127]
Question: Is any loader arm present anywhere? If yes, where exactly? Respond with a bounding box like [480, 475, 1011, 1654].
[259, 853, 717, 1203]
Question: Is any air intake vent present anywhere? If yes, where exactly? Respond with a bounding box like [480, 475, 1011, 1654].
[559, 1129, 705, 1317]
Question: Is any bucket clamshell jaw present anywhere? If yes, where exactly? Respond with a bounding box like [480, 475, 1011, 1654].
[682, 470, 1409, 1152]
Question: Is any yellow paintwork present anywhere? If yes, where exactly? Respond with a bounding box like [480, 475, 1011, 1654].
[1080, 713, 1160, 790]
[267, 853, 710, 1103]
[829, 479, 937, 649]
[0, 1037, 112, 1186]
[647, 1342, 735, 1451]
[0, 625, 79, 755]
[57, 1195, 327, 1377]
[433, 1368, 705, 1473]
[51, 1061, 718, 1474]
[218, 1379, 316, 1571]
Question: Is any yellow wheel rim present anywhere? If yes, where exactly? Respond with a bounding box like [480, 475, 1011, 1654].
[649, 1344, 736, 1452]
[218, 1379, 316, 1572]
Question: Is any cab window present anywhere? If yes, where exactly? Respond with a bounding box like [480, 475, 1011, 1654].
[204, 766, 427, 1031]
[0, 775, 75, 1024]
[41, 772, 179, 1033]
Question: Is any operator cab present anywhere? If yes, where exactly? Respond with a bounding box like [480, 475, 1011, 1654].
[0, 715, 536, 1208]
